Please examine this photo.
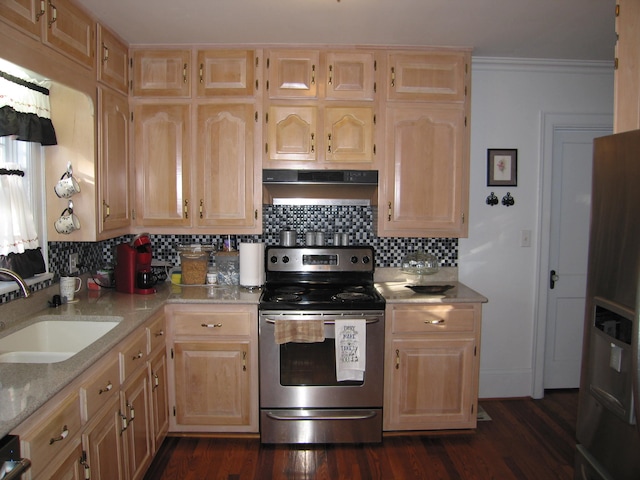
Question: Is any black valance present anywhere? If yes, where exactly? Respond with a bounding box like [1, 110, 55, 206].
[0, 70, 57, 146]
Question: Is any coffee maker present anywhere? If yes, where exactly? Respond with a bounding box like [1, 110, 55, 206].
[115, 233, 156, 294]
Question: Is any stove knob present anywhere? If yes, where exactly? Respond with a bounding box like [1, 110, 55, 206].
[362, 256, 371, 264]
[350, 256, 359, 264]
[282, 256, 290, 263]
[270, 256, 278, 264]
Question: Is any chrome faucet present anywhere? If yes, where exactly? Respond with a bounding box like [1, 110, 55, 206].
[0, 268, 31, 298]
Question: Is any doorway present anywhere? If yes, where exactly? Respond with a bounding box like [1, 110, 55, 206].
[532, 113, 612, 398]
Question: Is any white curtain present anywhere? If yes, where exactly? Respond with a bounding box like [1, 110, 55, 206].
[0, 163, 39, 256]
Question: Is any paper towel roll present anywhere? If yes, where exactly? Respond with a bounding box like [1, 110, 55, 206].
[239, 242, 265, 287]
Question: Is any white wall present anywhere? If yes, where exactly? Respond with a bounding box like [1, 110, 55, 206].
[459, 57, 614, 398]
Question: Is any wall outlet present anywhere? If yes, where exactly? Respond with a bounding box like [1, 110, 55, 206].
[69, 253, 79, 274]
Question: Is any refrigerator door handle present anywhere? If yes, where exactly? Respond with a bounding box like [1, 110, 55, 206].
[634, 278, 640, 433]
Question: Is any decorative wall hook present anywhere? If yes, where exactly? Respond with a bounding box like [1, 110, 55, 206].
[502, 192, 515, 207]
[486, 192, 499, 206]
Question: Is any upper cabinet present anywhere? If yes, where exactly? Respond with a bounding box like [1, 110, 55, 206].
[197, 49, 257, 97]
[264, 48, 378, 170]
[614, 0, 640, 133]
[97, 24, 128, 94]
[132, 49, 191, 97]
[0, 0, 95, 68]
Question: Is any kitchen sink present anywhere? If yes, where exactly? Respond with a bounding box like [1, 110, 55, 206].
[0, 316, 123, 364]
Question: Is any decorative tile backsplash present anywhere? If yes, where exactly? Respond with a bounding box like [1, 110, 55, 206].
[1, 205, 457, 303]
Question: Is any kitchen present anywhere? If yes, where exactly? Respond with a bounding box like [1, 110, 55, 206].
[0, 0, 630, 479]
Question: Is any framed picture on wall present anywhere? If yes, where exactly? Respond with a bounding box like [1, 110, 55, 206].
[487, 149, 518, 186]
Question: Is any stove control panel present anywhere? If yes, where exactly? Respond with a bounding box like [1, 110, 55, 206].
[267, 247, 375, 273]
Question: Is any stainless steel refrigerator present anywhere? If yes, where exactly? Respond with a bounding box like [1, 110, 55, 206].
[575, 129, 640, 479]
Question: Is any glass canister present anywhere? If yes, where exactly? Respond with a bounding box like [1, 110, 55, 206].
[177, 245, 213, 284]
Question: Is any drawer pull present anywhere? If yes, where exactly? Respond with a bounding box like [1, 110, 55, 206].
[49, 425, 69, 445]
[425, 318, 445, 325]
[98, 382, 113, 394]
[154, 330, 165, 337]
[132, 351, 143, 360]
[201, 323, 222, 328]
[153, 372, 159, 390]
[395, 349, 400, 370]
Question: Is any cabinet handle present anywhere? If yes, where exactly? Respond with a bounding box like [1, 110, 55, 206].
[103, 200, 110, 221]
[36, 0, 45, 20]
[310, 133, 315, 153]
[47, 1, 57, 27]
[328, 65, 333, 85]
[132, 351, 143, 360]
[242, 351, 247, 372]
[254, 209, 258, 220]
[387, 202, 392, 221]
[425, 318, 445, 325]
[49, 425, 68, 445]
[311, 64, 315, 85]
[390, 66, 395, 87]
[127, 402, 135, 421]
[199, 63, 204, 83]
[80, 457, 90, 480]
[154, 330, 164, 337]
[102, 43, 109, 63]
[184, 199, 189, 219]
[120, 412, 128, 434]
[183, 63, 188, 83]
[395, 349, 400, 370]
[153, 372, 159, 390]
[98, 382, 113, 395]
[327, 133, 332, 153]
[199, 199, 203, 219]
[201, 323, 222, 328]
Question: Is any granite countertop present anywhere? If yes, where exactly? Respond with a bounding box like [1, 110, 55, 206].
[0, 281, 261, 438]
[0, 268, 486, 438]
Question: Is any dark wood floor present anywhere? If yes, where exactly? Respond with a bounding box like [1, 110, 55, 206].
[144, 389, 578, 480]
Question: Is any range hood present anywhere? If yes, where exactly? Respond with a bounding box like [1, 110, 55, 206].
[262, 169, 378, 206]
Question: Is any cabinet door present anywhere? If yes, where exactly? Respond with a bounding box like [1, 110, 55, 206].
[381, 104, 468, 237]
[325, 106, 374, 165]
[326, 51, 376, 100]
[121, 367, 152, 480]
[42, 0, 94, 68]
[266, 105, 317, 164]
[83, 395, 126, 480]
[266, 49, 319, 99]
[132, 49, 191, 97]
[98, 87, 130, 235]
[149, 348, 169, 454]
[47, 442, 87, 480]
[0, 0, 44, 38]
[133, 103, 192, 227]
[97, 24, 129, 94]
[173, 339, 252, 428]
[196, 103, 259, 230]
[197, 49, 256, 97]
[387, 52, 468, 102]
[385, 337, 477, 431]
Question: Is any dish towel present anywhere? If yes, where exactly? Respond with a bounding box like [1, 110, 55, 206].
[335, 319, 366, 382]
[274, 320, 325, 344]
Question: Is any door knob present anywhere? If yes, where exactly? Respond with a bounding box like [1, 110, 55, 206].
[550, 270, 559, 289]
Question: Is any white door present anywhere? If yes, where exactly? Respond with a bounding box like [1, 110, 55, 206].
[543, 128, 611, 388]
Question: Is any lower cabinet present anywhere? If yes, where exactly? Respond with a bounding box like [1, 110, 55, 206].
[12, 310, 167, 480]
[383, 303, 482, 431]
[165, 304, 259, 433]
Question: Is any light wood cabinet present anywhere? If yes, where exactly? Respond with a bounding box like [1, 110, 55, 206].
[47, 442, 87, 480]
[325, 51, 376, 100]
[614, 0, 640, 133]
[121, 366, 152, 480]
[0, 0, 95, 68]
[384, 303, 482, 431]
[98, 87, 131, 237]
[197, 49, 256, 97]
[97, 24, 128, 94]
[165, 304, 259, 433]
[149, 348, 169, 453]
[380, 104, 468, 237]
[132, 49, 191, 97]
[266, 49, 320, 99]
[82, 395, 125, 480]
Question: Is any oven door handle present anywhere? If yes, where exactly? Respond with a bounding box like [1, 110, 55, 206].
[266, 410, 378, 421]
[263, 317, 381, 325]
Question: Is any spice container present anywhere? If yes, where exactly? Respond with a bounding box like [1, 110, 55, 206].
[177, 245, 214, 284]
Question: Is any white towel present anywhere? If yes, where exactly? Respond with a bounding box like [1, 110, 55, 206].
[335, 319, 366, 382]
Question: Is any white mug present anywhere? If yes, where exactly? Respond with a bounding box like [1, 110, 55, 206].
[60, 276, 82, 302]
[54, 207, 80, 234]
[54, 172, 81, 198]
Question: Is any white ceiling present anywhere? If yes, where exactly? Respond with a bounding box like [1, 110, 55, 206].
[74, 0, 616, 61]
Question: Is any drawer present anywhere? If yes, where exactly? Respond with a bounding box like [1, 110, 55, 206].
[171, 308, 253, 337]
[120, 328, 148, 383]
[18, 391, 82, 479]
[147, 313, 166, 353]
[390, 304, 476, 334]
[80, 352, 119, 422]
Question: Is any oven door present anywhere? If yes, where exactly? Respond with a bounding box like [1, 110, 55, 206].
[259, 311, 385, 409]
